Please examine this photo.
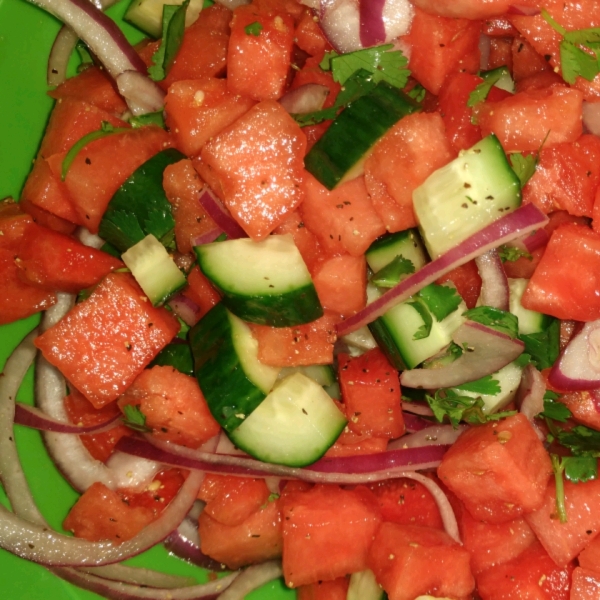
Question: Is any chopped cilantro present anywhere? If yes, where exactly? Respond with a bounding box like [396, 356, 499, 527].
[519, 319, 560, 370]
[426, 388, 516, 428]
[514, 352, 532, 368]
[539, 391, 571, 422]
[75, 41, 94, 73]
[418, 284, 463, 322]
[321, 45, 410, 89]
[130, 111, 166, 129]
[467, 67, 508, 107]
[454, 375, 501, 396]
[497, 244, 532, 263]
[510, 152, 538, 187]
[149, 0, 189, 81]
[407, 298, 433, 341]
[557, 425, 600, 457]
[406, 83, 426, 103]
[122, 404, 152, 433]
[244, 21, 263, 36]
[463, 306, 519, 339]
[541, 9, 600, 84]
[370, 255, 415, 288]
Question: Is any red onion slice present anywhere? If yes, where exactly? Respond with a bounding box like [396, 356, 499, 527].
[548, 319, 600, 391]
[388, 424, 467, 450]
[192, 228, 224, 247]
[13, 402, 120, 434]
[475, 248, 509, 310]
[48, 26, 79, 87]
[78, 564, 197, 588]
[0, 469, 203, 567]
[54, 566, 239, 599]
[217, 561, 283, 600]
[279, 83, 330, 114]
[402, 412, 433, 432]
[320, 0, 362, 53]
[517, 364, 546, 421]
[31, 0, 164, 114]
[116, 71, 166, 116]
[359, 0, 386, 47]
[116, 436, 448, 480]
[401, 321, 525, 389]
[168, 293, 202, 327]
[198, 187, 247, 240]
[337, 204, 549, 336]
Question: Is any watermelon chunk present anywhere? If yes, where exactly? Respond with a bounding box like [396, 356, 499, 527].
[35, 272, 179, 408]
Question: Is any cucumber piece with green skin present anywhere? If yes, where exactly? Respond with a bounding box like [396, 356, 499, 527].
[121, 234, 186, 306]
[195, 234, 323, 327]
[508, 277, 559, 369]
[278, 364, 336, 387]
[368, 286, 467, 370]
[481, 65, 515, 94]
[449, 360, 523, 415]
[228, 372, 347, 467]
[150, 341, 193, 376]
[125, 0, 204, 38]
[347, 569, 386, 600]
[304, 81, 420, 190]
[508, 278, 553, 335]
[413, 134, 521, 259]
[98, 148, 186, 253]
[365, 229, 428, 274]
[190, 303, 280, 432]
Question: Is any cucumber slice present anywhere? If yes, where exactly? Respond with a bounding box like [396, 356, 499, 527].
[190, 303, 280, 432]
[278, 365, 336, 387]
[368, 285, 467, 370]
[98, 148, 186, 253]
[413, 134, 521, 259]
[121, 234, 186, 306]
[508, 278, 553, 335]
[449, 360, 523, 415]
[366, 229, 428, 274]
[195, 234, 323, 327]
[228, 372, 346, 467]
[150, 342, 193, 375]
[304, 81, 420, 189]
[124, 0, 204, 38]
[347, 569, 386, 600]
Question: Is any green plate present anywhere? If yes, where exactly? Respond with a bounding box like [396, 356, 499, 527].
[0, 1, 293, 598]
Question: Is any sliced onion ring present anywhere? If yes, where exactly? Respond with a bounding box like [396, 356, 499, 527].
[48, 26, 79, 87]
[401, 321, 525, 389]
[359, 0, 386, 47]
[14, 403, 120, 434]
[198, 187, 247, 240]
[475, 248, 509, 310]
[549, 319, 600, 390]
[0, 469, 203, 567]
[279, 83, 330, 114]
[116, 71, 166, 116]
[168, 293, 202, 327]
[517, 364, 546, 421]
[217, 561, 283, 600]
[337, 204, 549, 336]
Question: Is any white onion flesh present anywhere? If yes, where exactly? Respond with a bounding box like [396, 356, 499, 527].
[475, 248, 509, 311]
[279, 83, 330, 114]
[549, 319, 600, 390]
[401, 321, 525, 389]
[216, 561, 283, 600]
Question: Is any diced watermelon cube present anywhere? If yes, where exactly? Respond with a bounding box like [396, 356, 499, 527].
[196, 101, 306, 240]
[571, 567, 600, 599]
[35, 272, 179, 408]
[367, 522, 475, 600]
[282, 484, 382, 587]
[437, 414, 553, 523]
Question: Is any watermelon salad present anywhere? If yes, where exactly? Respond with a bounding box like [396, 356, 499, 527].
[3, 0, 600, 598]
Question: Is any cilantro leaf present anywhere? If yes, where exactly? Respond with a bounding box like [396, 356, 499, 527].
[539, 392, 571, 422]
[418, 284, 463, 322]
[370, 255, 415, 288]
[467, 67, 509, 107]
[463, 306, 519, 338]
[406, 84, 426, 103]
[422, 342, 463, 369]
[557, 425, 600, 457]
[454, 375, 501, 396]
[407, 298, 433, 341]
[244, 21, 263, 36]
[497, 244, 532, 263]
[292, 69, 377, 127]
[325, 44, 410, 89]
[426, 388, 515, 428]
[149, 0, 189, 81]
[519, 319, 560, 370]
[122, 404, 152, 433]
[510, 152, 538, 187]
[130, 111, 166, 129]
[563, 455, 598, 483]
